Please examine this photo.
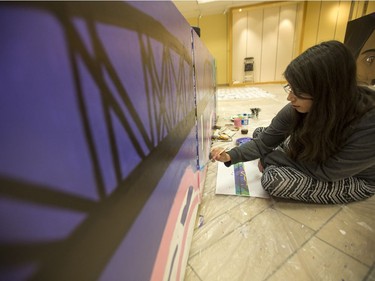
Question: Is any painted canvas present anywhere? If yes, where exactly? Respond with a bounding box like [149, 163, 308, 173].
[0, 2, 215, 280]
[216, 161, 269, 198]
[192, 30, 217, 193]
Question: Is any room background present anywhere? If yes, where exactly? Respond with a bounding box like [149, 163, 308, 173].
[186, 0, 375, 86]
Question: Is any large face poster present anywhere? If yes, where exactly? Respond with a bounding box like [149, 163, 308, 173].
[0, 2, 215, 280]
[344, 12, 375, 86]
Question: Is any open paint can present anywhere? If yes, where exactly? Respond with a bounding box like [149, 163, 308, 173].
[236, 137, 253, 146]
[233, 117, 241, 127]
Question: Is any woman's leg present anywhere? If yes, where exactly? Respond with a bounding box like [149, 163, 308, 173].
[261, 165, 375, 204]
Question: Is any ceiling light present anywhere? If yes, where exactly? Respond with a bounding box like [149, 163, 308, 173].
[197, 0, 217, 4]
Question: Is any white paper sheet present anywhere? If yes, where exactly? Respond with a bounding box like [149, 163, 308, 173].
[216, 161, 269, 198]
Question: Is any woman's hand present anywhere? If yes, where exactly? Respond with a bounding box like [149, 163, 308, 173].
[258, 160, 264, 173]
[210, 147, 231, 163]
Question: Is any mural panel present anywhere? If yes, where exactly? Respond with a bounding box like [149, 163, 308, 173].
[192, 31, 217, 192]
[0, 2, 215, 280]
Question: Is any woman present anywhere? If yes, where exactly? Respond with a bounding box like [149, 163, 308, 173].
[211, 40, 375, 204]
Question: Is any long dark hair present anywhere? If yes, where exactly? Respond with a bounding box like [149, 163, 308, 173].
[284, 40, 375, 163]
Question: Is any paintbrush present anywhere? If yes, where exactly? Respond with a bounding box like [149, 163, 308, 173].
[199, 147, 229, 170]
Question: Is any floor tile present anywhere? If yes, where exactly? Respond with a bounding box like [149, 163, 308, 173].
[227, 197, 273, 224]
[196, 188, 244, 224]
[184, 265, 202, 281]
[268, 237, 369, 281]
[188, 212, 241, 258]
[186, 85, 375, 281]
[316, 198, 375, 266]
[188, 208, 314, 281]
[200, 161, 218, 195]
[365, 265, 375, 281]
[273, 200, 341, 230]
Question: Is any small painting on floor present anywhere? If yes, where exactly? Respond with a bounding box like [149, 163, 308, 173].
[216, 161, 269, 198]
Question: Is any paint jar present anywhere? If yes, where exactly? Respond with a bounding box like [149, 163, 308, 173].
[234, 117, 242, 127]
[241, 116, 249, 126]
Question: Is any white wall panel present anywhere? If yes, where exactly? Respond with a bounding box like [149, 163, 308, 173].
[232, 12, 248, 83]
[232, 3, 298, 83]
[260, 6, 279, 82]
[275, 4, 297, 80]
[246, 10, 263, 82]
[317, 1, 340, 43]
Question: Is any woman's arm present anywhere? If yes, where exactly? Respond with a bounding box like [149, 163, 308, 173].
[263, 110, 375, 182]
[226, 103, 293, 165]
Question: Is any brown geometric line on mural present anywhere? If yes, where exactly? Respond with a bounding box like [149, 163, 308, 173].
[0, 113, 197, 273]
[65, 21, 108, 200]
[0, 240, 65, 266]
[7, 1, 193, 65]
[82, 18, 153, 186]
[204, 59, 216, 94]
[177, 56, 195, 119]
[0, 2, 198, 279]
[140, 36, 161, 144]
[67, 1, 194, 175]
[196, 59, 215, 118]
[12, 2, 195, 184]
[0, 178, 96, 213]
[196, 92, 214, 120]
[30, 108, 197, 281]
[0, 110, 196, 277]
[142, 38, 172, 141]
[54, 3, 195, 198]
[140, 33, 194, 144]
[194, 57, 216, 169]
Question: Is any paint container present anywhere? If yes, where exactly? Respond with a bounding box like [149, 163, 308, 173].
[241, 116, 249, 126]
[236, 137, 253, 146]
[233, 117, 242, 127]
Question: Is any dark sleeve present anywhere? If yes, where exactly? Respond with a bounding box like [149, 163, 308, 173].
[226, 103, 293, 165]
[263, 110, 375, 182]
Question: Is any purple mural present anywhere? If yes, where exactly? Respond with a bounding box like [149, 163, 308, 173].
[193, 31, 217, 191]
[0, 2, 215, 281]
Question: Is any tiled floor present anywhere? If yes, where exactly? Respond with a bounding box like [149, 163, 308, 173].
[184, 84, 375, 281]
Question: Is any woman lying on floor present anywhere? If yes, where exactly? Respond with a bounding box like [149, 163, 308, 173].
[211, 40, 375, 204]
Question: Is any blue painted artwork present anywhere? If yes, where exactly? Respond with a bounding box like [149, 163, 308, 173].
[0, 2, 215, 280]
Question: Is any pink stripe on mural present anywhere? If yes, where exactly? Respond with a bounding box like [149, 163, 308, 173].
[150, 167, 199, 281]
[175, 196, 200, 280]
